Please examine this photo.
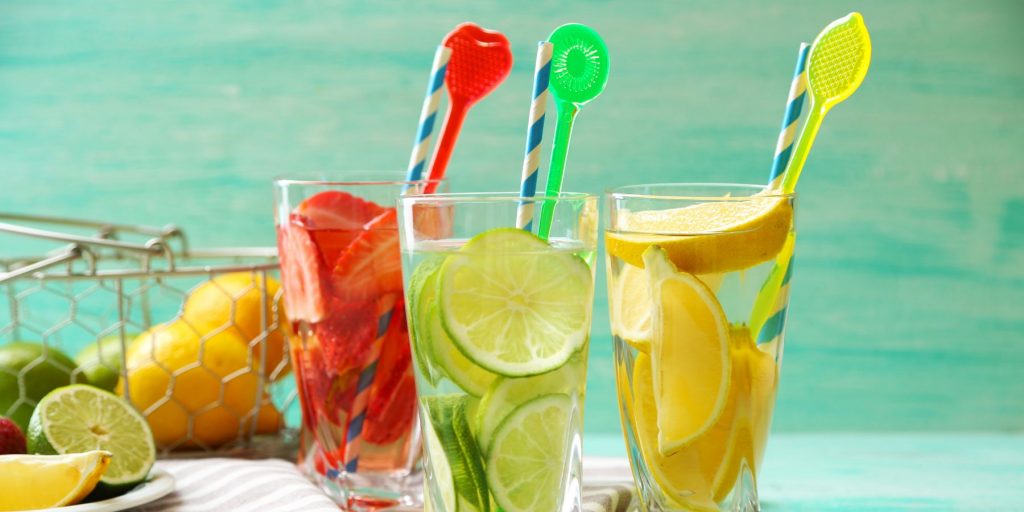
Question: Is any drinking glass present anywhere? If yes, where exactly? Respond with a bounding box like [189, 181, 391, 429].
[605, 183, 795, 511]
[398, 192, 598, 512]
[274, 172, 442, 509]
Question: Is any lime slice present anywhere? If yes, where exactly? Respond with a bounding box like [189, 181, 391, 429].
[423, 395, 489, 512]
[438, 228, 593, 377]
[0, 451, 112, 510]
[426, 303, 497, 396]
[27, 384, 156, 489]
[486, 393, 575, 512]
[422, 405, 457, 512]
[412, 257, 499, 395]
[475, 361, 582, 454]
[409, 258, 445, 385]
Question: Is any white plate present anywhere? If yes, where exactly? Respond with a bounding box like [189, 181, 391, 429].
[48, 470, 176, 512]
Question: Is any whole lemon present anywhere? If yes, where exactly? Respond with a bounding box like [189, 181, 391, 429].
[118, 321, 260, 449]
[181, 273, 291, 380]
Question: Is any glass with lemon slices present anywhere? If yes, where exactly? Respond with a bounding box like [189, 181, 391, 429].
[606, 183, 795, 511]
[398, 192, 597, 512]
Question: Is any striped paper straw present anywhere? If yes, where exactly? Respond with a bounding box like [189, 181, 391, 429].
[406, 46, 452, 184]
[516, 42, 554, 231]
[768, 43, 811, 191]
[343, 295, 396, 473]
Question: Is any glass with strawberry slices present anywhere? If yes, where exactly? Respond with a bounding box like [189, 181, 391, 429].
[274, 174, 443, 509]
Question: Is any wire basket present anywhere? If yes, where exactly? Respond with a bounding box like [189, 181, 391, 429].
[0, 213, 298, 457]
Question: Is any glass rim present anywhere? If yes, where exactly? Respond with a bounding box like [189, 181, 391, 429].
[605, 182, 795, 201]
[399, 191, 596, 205]
[273, 170, 444, 187]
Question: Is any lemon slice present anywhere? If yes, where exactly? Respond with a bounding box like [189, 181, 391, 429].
[609, 263, 653, 351]
[0, 451, 112, 509]
[606, 194, 792, 274]
[645, 246, 730, 455]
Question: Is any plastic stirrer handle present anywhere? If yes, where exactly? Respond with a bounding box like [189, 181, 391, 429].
[425, 101, 469, 194]
[536, 100, 579, 240]
[780, 106, 824, 194]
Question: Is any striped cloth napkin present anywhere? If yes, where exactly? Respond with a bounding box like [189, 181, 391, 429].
[141, 457, 635, 512]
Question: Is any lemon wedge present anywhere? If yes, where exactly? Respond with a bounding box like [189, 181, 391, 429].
[606, 194, 792, 274]
[645, 246, 731, 455]
[0, 451, 112, 510]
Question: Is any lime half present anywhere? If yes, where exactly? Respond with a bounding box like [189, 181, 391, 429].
[423, 395, 489, 512]
[476, 361, 582, 454]
[426, 303, 497, 396]
[27, 384, 156, 489]
[486, 393, 575, 512]
[438, 228, 593, 377]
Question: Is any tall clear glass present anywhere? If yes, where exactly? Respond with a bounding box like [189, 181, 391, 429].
[605, 184, 796, 511]
[274, 172, 442, 510]
[398, 192, 598, 512]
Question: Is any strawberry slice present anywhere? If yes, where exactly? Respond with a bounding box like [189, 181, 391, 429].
[363, 301, 416, 445]
[276, 223, 328, 323]
[331, 209, 403, 301]
[294, 191, 387, 265]
[296, 190, 385, 230]
[314, 298, 379, 374]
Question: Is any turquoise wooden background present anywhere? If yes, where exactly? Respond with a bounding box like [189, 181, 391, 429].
[2, 0, 1022, 441]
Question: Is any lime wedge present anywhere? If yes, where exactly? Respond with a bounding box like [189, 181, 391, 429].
[486, 393, 575, 512]
[475, 361, 582, 454]
[27, 384, 156, 489]
[438, 228, 593, 377]
[423, 395, 489, 512]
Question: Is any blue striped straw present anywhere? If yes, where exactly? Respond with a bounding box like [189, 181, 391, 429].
[768, 43, 811, 190]
[406, 46, 452, 185]
[516, 42, 554, 231]
[343, 296, 396, 474]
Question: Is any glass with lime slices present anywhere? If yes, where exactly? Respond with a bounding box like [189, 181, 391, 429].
[605, 184, 795, 511]
[398, 192, 597, 512]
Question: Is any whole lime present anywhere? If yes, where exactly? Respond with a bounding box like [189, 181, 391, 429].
[74, 335, 132, 392]
[0, 342, 78, 431]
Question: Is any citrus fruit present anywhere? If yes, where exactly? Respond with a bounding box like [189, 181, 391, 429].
[606, 194, 792, 274]
[608, 262, 653, 352]
[438, 228, 593, 377]
[475, 361, 581, 454]
[75, 334, 132, 392]
[630, 353, 718, 511]
[255, 399, 283, 434]
[486, 393, 574, 512]
[645, 246, 731, 455]
[408, 257, 445, 385]
[0, 342, 78, 431]
[425, 302, 497, 397]
[423, 395, 489, 512]
[27, 384, 155, 495]
[181, 272, 291, 379]
[118, 321, 260, 449]
[629, 327, 779, 508]
[0, 451, 111, 510]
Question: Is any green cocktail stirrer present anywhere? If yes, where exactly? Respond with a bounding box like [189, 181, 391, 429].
[535, 23, 609, 240]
